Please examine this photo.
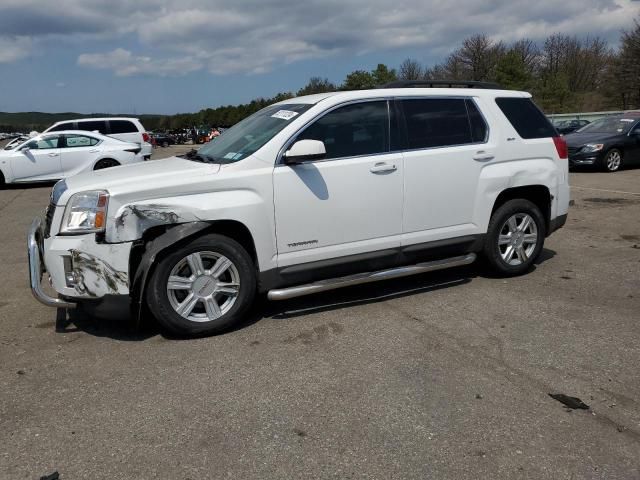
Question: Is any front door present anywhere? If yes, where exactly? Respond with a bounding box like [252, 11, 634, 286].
[273, 100, 404, 268]
[11, 134, 62, 181]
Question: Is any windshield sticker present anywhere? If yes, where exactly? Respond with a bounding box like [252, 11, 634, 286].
[233, 153, 244, 160]
[271, 110, 300, 121]
[223, 152, 238, 159]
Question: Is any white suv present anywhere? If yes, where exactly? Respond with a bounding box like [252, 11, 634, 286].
[28, 82, 570, 336]
[44, 117, 153, 160]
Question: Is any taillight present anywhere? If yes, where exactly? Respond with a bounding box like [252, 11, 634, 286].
[553, 136, 568, 160]
[142, 132, 150, 143]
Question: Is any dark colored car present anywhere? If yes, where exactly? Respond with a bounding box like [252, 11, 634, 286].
[555, 119, 590, 135]
[565, 114, 640, 172]
[153, 133, 176, 147]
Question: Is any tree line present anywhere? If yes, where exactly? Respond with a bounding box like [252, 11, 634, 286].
[155, 18, 639, 130]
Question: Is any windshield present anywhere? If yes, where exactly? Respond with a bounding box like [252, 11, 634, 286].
[577, 117, 636, 134]
[195, 103, 312, 163]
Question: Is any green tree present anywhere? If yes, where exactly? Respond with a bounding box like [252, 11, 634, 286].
[341, 70, 376, 90]
[297, 77, 336, 96]
[494, 50, 532, 90]
[371, 63, 397, 86]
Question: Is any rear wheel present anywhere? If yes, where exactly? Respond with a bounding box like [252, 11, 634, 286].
[162, 141, 169, 148]
[0, 171, 5, 188]
[94, 158, 120, 170]
[146, 234, 256, 336]
[601, 148, 623, 172]
[483, 199, 546, 276]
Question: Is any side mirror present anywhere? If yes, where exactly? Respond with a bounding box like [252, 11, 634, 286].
[21, 147, 30, 154]
[283, 139, 326, 164]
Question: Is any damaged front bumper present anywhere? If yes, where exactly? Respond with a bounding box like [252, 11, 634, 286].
[28, 216, 133, 308]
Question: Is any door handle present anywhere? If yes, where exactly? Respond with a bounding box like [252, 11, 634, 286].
[370, 162, 397, 173]
[48, 153, 59, 157]
[473, 151, 494, 162]
[88, 149, 100, 153]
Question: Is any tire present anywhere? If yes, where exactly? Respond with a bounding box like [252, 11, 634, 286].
[162, 141, 169, 148]
[601, 148, 623, 172]
[0, 171, 5, 189]
[483, 199, 546, 276]
[146, 234, 257, 337]
[94, 158, 121, 170]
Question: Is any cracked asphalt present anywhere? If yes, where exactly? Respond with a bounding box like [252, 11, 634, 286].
[1, 145, 639, 479]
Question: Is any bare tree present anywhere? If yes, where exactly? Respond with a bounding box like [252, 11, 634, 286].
[399, 58, 424, 80]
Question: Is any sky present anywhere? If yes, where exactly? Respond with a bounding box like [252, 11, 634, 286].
[0, 0, 638, 115]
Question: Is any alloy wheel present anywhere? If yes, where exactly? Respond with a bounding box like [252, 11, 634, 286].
[606, 150, 621, 171]
[498, 213, 539, 266]
[166, 251, 240, 322]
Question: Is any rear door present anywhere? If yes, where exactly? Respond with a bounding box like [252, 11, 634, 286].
[273, 100, 404, 267]
[398, 97, 491, 244]
[59, 133, 102, 176]
[10, 134, 63, 181]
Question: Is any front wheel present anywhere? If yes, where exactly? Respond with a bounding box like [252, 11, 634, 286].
[483, 199, 546, 276]
[146, 234, 256, 336]
[601, 148, 623, 172]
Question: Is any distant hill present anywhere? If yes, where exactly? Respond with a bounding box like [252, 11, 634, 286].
[0, 112, 166, 132]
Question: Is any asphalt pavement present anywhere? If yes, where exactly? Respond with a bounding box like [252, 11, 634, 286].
[1, 146, 639, 479]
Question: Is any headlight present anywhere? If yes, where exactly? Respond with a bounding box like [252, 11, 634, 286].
[60, 190, 109, 234]
[581, 143, 604, 153]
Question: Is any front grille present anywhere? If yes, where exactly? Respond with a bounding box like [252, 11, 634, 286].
[44, 202, 55, 238]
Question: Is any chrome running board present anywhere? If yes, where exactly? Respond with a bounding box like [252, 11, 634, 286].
[267, 253, 476, 301]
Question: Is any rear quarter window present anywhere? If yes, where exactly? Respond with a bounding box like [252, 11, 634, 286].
[495, 97, 556, 139]
[109, 120, 138, 134]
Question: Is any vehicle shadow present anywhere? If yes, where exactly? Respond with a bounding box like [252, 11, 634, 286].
[1, 181, 56, 190]
[55, 248, 556, 340]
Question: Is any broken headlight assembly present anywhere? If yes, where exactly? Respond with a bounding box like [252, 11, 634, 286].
[60, 190, 109, 234]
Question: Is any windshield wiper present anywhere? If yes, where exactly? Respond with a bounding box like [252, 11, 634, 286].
[179, 149, 217, 163]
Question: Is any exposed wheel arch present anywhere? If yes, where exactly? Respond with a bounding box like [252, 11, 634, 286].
[94, 158, 121, 170]
[491, 185, 551, 235]
[129, 220, 259, 322]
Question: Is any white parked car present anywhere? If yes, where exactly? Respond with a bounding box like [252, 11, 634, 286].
[29, 82, 569, 337]
[1, 130, 143, 184]
[44, 117, 153, 160]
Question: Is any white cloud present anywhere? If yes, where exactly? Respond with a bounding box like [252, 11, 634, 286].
[1, 0, 637, 74]
[77, 48, 202, 76]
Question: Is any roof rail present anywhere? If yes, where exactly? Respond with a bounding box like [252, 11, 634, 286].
[380, 80, 502, 89]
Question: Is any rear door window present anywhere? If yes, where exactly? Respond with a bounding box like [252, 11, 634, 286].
[297, 101, 389, 160]
[399, 98, 473, 149]
[466, 99, 488, 143]
[109, 120, 138, 134]
[495, 97, 556, 139]
[64, 134, 99, 148]
[76, 120, 107, 134]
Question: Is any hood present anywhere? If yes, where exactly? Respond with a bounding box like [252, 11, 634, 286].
[60, 156, 220, 202]
[563, 132, 620, 147]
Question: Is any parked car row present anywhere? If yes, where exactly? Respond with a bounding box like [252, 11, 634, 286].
[0, 117, 153, 186]
[0, 131, 144, 184]
[564, 113, 640, 172]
